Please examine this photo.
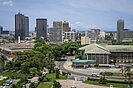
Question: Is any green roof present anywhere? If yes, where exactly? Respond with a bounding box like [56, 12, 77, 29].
[72, 60, 96, 63]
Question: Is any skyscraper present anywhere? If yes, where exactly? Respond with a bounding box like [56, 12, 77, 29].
[0, 26, 3, 34]
[36, 18, 47, 39]
[53, 21, 63, 42]
[117, 19, 124, 41]
[63, 21, 70, 32]
[15, 13, 29, 40]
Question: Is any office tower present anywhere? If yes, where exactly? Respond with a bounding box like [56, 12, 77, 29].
[53, 21, 63, 42]
[15, 13, 29, 40]
[36, 19, 47, 39]
[117, 19, 124, 41]
[63, 21, 70, 32]
[117, 19, 133, 42]
[0, 26, 3, 34]
[25, 17, 29, 37]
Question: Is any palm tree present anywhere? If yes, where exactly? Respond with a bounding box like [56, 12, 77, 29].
[120, 66, 124, 76]
[120, 66, 132, 86]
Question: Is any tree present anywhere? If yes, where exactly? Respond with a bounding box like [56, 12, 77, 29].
[99, 76, 107, 84]
[53, 80, 62, 88]
[52, 46, 64, 61]
[55, 68, 60, 78]
[120, 66, 132, 86]
[30, 82, 36, 88]
[29, 67, 38, 75]
[63, 42, 79, 55]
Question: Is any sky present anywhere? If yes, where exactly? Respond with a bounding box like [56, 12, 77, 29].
[0, 0, 133, 31]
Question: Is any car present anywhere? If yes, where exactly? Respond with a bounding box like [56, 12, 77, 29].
[0, 86, 6, 88]
[71, 86, 76, 88]
[6, 79, 12, 84]
[0, 86, 3, 88]
[91, 73, 98, 77]
[110, 85, 113, 88]
[6, 83, 10, 86]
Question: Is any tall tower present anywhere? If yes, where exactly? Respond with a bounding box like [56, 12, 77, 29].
[63, 21, 70, 32]
[15, 13, 29, 40]
[53, 21, 63, 42]
[0, 26, 3, 34]
[117, 19, 124, 41]
[36, 18, 47, 39]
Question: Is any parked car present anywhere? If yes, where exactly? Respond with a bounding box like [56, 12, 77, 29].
[0, 86, 6, 88]
[6, 79, 12, 84]
[91, 73, 98, 77]
[71, 86, 76, 88]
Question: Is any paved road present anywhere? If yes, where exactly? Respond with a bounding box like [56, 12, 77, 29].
[59, 61, 133, 81]
[58, 80, 108, 88]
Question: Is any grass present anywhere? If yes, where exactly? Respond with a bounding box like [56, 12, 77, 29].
[0, 71, 30, 79]
[37, 73, 67, 88]
[37, 82, 52, 88]
[45, 73, 67, 81]
[84, 80, 130, 88]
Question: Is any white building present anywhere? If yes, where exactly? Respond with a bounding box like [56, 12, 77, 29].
[63, 31, 76, 42]
[81, 36, 90, 45]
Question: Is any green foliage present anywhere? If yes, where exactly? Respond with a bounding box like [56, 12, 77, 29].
[63, 42, 79, 55]
[55, 68, 60, 78]
[30, 82, 36, 88]
[29, 67, 38, 75]
[99, 76, 107, 84]
[53, 80, 62, 88]
[105, 35, 112, 40]
[37, 82, 52, 88]
[100, 72, 113, 76]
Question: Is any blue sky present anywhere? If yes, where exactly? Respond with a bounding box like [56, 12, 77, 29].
[0, 0, 133, 31]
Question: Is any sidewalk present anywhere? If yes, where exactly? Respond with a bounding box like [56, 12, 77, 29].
[57, 80, 108, 88]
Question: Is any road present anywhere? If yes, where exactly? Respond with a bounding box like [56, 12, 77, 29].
[58, 61, 133, 81]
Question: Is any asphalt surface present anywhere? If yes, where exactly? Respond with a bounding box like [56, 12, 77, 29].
[58, 61, 133, 81]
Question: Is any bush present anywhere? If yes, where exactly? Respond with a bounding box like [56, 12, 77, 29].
[62, 72, 67, 76]
[100, 72, 113, 76]
[99, 76, 107, 84]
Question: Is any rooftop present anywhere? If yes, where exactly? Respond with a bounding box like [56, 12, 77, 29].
[72, 60, 96, 63]
[79, 43, 133, 53]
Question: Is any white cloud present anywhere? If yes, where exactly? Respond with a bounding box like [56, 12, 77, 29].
[127, 24, 133, 29]
[61, 0, 133, 15]
[2, 0, 13, 6]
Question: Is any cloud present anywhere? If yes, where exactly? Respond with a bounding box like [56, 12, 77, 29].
[72, 21, 99, 30]
[127, 24, 133, 29]
[61, 0, 133, 15]
[2, 0, 13, 6]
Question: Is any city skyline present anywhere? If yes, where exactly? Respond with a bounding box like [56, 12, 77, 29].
[1, 0, 133, 31]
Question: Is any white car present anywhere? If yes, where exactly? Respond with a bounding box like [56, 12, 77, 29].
[71, 86, 76, 88]
[110, 85, 113, 88]
[91, 73, 98, 77]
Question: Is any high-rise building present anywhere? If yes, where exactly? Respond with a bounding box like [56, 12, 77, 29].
[63, 21, 70, 32]
[117, 19, 133, 42]
[0, 26, 3, 34]
[15, 13, 29, 40]
[53, 21, 63, 42]
[117, 19, 124, 41]
[36, 18, 47, 39]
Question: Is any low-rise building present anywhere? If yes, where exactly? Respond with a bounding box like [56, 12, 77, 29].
[79, 43, 133, 65]
[81, 36, 90, 45]
[63, 31, 76, 42]
[0, 43, 34, 57]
